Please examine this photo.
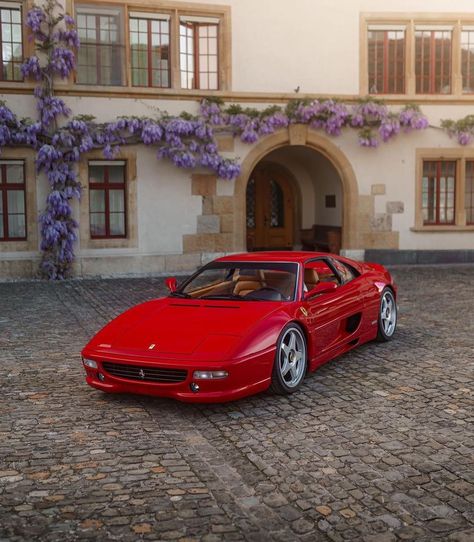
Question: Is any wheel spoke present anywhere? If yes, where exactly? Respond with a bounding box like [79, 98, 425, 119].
[280, 356, 290, 376]
[281, 343, 290, 356]
[289, 363, 299, 381]
[288, 332, 296, 351]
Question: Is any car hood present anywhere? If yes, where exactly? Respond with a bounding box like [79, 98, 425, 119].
[86, 298, 283, 359]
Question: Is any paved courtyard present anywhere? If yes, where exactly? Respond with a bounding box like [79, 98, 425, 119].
[0, 265, 473, 542]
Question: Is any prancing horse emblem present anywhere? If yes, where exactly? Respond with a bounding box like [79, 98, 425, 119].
[138, 369, 145, 379]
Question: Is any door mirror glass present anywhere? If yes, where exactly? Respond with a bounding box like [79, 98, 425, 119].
[165, 277, 178, 292]
[304, 281, 337, 300]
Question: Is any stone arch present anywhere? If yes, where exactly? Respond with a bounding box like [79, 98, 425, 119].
[233, 126, 360, 251]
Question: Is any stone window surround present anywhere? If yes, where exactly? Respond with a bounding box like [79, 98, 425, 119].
[65, 0, 231, 94]
[360, 12, 474, 98]
[78, 148, 138, 249]
[0, 147, 37, 253]
[413, 148, 474, 232]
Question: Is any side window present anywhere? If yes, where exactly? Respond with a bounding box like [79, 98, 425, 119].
[304, 260, 340, 291]
[331, 259, 359, 284]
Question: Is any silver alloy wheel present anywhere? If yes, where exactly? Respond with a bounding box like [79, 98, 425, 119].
[277, 327, 306, 388]
[380, 290, 397, 337]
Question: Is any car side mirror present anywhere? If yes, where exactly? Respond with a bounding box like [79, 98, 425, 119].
[304, 281, 338, 300]
[165, 277, 178, 293]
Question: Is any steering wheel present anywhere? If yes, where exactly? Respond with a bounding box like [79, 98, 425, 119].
[244, 287, 284, 301]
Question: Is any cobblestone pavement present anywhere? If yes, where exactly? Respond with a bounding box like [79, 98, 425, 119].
[0, 266, 473, 542]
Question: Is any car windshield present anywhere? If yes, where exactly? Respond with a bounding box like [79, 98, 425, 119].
[173, 262, 298, 301]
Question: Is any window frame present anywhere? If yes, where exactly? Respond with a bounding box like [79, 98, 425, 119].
[0, 1, 24, 82]
[0, 159, 26, 241]
[421, 160, 456, 225]
[179, 18, 219, 90]
[361, 13, 474, 98]
[129, 12, 171, 88]
[71, 1, 230, 93]
[367, 26, 406, 95]
[414, 149, 474, 231]
[75, 4, 126, 86]
[88, 161, 127, 240]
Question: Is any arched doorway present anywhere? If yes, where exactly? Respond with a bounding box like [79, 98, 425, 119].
[235, 128, 359, 254]
[246, 164, 295, 251]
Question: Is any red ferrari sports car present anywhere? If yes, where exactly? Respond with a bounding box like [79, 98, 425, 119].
[81, 252, 397, 403]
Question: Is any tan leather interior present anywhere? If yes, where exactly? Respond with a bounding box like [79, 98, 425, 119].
[233, 280, 262, 296]
[304, 268, 320, 290]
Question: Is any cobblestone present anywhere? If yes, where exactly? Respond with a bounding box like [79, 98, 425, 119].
[0, 265, 473, 541]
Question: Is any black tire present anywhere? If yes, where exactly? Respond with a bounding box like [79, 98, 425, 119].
[376, 287, 397, 342]
[270, 323, 307, 394]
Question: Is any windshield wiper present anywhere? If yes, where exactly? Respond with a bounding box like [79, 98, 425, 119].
[169, 291, 192, 298]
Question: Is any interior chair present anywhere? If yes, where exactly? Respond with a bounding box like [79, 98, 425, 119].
[304, 267, 320, 291]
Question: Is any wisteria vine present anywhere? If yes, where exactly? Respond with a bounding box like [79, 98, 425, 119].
[1, 1, 465, 279]
[199, 97, 429, 148]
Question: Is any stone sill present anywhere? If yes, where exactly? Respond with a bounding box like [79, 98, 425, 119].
[410, 226, 474, 232]
[3, 83, 474, 105]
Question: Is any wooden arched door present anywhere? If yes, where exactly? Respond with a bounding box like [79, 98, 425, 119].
[246, 165, 294, 250]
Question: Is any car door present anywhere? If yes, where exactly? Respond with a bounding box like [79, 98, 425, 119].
[302, 258, 364, 361]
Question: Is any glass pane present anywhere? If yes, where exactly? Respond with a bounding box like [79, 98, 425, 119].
[90, 213, 106, 236]
[108, 165, 124, 183]
[246, 177, 256, 228]
[109, 189, 124, 212]
[2, 23, 11, 41]
[89, 165, 104, 183]
[7, 190, 24, 213]
[89, 189, 105, 212]
[6, 163, 23, 183]
[270, 179, 284, 228]
[12, 9, 20, 24]
[8, 213, 25, 238]
[109, 212, 125, 235]
[208, 73, 218, 89]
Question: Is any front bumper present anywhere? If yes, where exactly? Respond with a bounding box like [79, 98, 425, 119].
[81, 349, 274, 403]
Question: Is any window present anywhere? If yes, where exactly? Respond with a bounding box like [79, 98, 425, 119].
[331, 259, 358, 283]
[415, 28, 452, 94]
[465, 161, 474, 224]
[129, 13, 170, 88]
[180, 17, 219, 90]
[304, 260, 340, 292]
[0, 160, 26, 240]
[76, 5, 124, 86]
[368, 27, 405, 94]
[0, 3, 22, 81]
[89, 161, 126, 238]
[422, 161, 456, 225]
[461, 28, 474, 93]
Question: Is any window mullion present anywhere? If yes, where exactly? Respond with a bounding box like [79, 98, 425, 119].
[383, 31, 389, 93]
[193, 23, 199, 89]
[171, 10, 180, 88]
[452, 21, 462, 95]
[457, 157, 466, 225]
[406, 20, 415, 95]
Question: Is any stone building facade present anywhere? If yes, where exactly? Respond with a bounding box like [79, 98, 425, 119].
[1, 0, 474, 278]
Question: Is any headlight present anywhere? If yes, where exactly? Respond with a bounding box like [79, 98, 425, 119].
[83, 358, 98, 369]
[193, 370, 228, 380]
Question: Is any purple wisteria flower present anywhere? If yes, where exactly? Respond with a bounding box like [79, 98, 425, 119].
[21, 56, 42, 80]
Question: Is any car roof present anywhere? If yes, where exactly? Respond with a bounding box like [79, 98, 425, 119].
[216, 251, 334, 264]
